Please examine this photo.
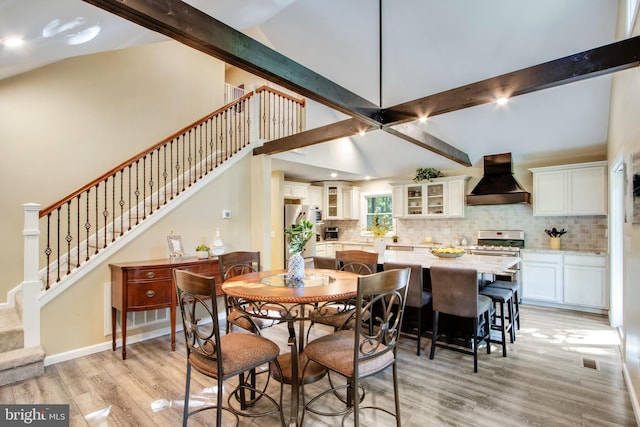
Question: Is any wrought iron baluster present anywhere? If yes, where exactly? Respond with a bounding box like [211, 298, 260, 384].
[162, 145, 168, 205]
[103, 179, 108, 249]
[45, 214, 52, 290]
[148, 152, 154, 215]
[187, 129, 193, 187]
[134, 161, 140, 225]
[142, 156, 147, 220]
[127, 166, 132, 230]
[76, 195, 81, 269]
[85, 190, 91, 260]
[66, 201, 72, 275]
[94, 183, 99, 254]
[119, 170, 125, 236]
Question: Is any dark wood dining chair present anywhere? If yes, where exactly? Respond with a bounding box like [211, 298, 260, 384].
[335, 250, 378, 275]
[311, 250, 378, 333]
[384, 262, 432, 355]
[219, 251, 276, 334]
[301, 268, 411, 426]
[312, 256, 337, 270]
[173, 269, 285, 427]
[429, 266, 492, 373]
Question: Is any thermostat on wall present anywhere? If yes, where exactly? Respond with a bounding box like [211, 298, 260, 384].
[222, 210, 231, 219]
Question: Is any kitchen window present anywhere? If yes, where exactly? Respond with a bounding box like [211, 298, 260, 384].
[362, 192, 393, 235]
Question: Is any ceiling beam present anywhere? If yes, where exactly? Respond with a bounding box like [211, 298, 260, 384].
[384, 123, 471, 166]
[382, 35, 640, 124]
[254, 118, 376, 155]
[82, 0, 381, 125]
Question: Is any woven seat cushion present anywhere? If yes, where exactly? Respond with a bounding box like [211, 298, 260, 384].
[189, 332, 280, 379]
[304, 330, 394, 378]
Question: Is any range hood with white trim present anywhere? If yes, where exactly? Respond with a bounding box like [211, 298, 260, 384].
[465, 153, 531, 206]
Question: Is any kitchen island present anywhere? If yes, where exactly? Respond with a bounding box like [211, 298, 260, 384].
[380, 250, 519, 275]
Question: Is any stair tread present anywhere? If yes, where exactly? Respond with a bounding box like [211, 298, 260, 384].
[0, 346, 45, 371]
[0, 307, 21, 333]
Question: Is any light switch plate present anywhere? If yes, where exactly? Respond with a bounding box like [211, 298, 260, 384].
[222, 210, 231, 219]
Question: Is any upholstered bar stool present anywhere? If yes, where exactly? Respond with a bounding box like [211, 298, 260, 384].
[485, 280, 521, 332]
[478, 286, 515, 357]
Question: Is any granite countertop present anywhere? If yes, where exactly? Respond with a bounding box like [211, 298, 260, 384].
[380, 250, 519, 275]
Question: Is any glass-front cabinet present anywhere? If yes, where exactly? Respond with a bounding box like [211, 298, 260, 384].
[391, 176, 468, 219]
[425, 182, 445, 216]
[405, 184, 423, 216]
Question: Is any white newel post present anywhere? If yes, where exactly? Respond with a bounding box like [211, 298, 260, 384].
[22, 203, 42, 348]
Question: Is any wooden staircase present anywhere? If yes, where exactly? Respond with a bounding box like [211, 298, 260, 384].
[4, 84, 306, 386]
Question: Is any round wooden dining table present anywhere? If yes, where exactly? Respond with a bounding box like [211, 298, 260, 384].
[222, 268, 360, 427]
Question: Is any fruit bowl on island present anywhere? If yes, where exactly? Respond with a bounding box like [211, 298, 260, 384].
[431, 247, 466, 259]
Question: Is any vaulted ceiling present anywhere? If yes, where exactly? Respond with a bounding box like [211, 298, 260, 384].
[2, 0, 633, 182]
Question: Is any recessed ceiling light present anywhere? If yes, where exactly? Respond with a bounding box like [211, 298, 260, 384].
[496, 96, 509, 105]
[419, 116, 427, 123]
[330, 172, 338, 178]
[359, 130, 365, 136]
[365, 176, 371, 180]
[1, 35, 24, 48]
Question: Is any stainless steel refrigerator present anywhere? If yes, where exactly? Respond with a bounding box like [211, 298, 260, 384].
[284, 204, 316, 267]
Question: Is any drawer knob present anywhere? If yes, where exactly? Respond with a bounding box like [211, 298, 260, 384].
[145, 290, 156, 298]
[146, 272, 155, 279]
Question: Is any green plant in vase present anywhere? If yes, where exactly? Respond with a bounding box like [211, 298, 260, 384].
[413, 167, 444, 183]
[284, 219, 314, 281]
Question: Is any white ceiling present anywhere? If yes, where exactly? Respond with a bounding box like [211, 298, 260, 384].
[0, 0, 623, 182]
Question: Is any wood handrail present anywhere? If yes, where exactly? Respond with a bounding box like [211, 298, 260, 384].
[40, 93, 255, 217]
[40, 86, 304, 217]
[256, 85, 306, 107]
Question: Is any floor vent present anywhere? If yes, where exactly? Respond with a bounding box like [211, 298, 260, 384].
[582, 357, 599, 370]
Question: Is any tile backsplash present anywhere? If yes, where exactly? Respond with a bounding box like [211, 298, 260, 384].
[325, 204, 607, 252]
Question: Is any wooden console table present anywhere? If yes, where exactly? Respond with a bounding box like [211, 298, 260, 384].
[110, 257, 222, 360]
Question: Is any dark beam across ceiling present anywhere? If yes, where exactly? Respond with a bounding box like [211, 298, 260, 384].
[254, 118, 377, 155]
[385, 123, 471, 166]
[382, 35, 640, 125]
[82, 0, 381, 126]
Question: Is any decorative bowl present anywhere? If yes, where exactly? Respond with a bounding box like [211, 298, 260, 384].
[431, 248, 465, 259]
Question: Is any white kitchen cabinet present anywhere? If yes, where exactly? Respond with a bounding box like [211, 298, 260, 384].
[283, 181, 309, 200]
[391, 185, 404, 218]
[342, 186, 361, 220]
[522, 252, 563, 303]
[322, 182, 359, 220]
[563, 254, 608, 309]
[341, 243, 373, 251]
[530, 162, 607, 216]
[324, 243, 343, 257]
[324, 182, 343, 219]
[390, 176, 467, 218]
[315, 243, 327, 256]
[307, 185, 323, 210]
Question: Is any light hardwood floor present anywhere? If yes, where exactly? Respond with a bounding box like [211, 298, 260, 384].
[0, 305, 636, 426]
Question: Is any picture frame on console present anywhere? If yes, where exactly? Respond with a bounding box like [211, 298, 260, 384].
[167, 235, 184, 259]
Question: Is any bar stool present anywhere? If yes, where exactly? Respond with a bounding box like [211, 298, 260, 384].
[478, 286, 514, 357]
[485, 280, 520, 332]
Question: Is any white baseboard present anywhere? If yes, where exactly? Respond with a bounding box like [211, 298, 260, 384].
[623, 362, 640, 426]
[44, 314, 222, 367]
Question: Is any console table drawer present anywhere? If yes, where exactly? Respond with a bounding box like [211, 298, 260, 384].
[128, 268, 173, 282]
[127, 281, 172, 308]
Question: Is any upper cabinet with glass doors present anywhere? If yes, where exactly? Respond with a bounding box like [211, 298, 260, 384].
[391, 176, 468, 219]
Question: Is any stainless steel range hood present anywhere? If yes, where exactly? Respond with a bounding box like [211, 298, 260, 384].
[465, 153, 531, 206]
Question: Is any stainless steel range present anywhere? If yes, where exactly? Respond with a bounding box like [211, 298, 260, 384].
[469, 230, 524, 299]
